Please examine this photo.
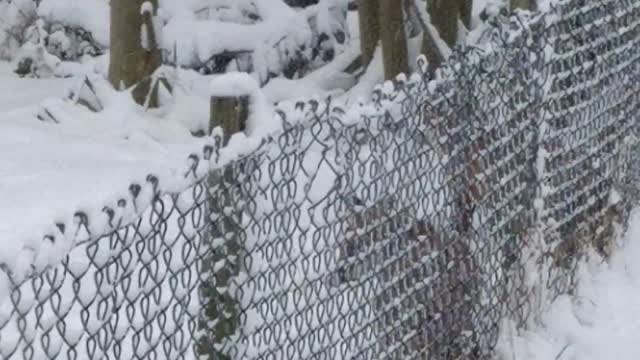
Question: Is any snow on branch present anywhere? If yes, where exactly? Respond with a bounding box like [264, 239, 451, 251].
[210, 72, 259, 97]
[163, 0, 349, 83]
[4, 0, 350, 85]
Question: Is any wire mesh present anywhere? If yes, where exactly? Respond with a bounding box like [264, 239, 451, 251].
[1, 0, 640, 359]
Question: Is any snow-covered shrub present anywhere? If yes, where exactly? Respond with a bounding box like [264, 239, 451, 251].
[14, 19, 104, 75]
[1, 0, 106, 76]
[162, 0, 350, 83]
[36, 0, 109, 47]
[162, 0, 310, 80]
[13, 19, 61, 77]
[1, 0, 351, 86]
[40, 23, 104, 60]
[34, 0, 107, 60]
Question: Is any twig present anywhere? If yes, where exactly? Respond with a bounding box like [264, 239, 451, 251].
[555, 343, 571, 360]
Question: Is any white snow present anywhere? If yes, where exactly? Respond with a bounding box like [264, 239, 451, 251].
[261, 38, 359, 103]
[210, 71, 260, 97]
[0, 0, 37, 60]
[0, 62, 73, 111]
[140, 23, 150, 51]
[343, 46, 384, 104]
[162, 0, 312, 81]
[498, 209, 640, 360]
[0, 1, 637, 359]
[0, 64, 210, 290]
[210, 72, 280, 137]
[140, 1, 155, 15]
[37, 0, 110, 47]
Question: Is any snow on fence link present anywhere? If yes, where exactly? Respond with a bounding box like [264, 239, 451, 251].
[2, 0, 640, 359]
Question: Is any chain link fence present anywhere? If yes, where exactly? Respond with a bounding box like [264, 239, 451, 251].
[2, 0, 640, 358]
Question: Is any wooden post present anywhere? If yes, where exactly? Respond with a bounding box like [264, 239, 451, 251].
[209, 96, 249, 144]
[198, 95, 250, 359]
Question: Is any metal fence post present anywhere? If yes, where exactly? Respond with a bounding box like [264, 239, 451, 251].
[198, 95, 249, 359]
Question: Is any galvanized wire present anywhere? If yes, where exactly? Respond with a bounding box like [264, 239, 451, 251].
[1, 0, 640, 359]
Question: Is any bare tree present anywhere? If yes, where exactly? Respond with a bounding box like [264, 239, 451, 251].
[357, 0, 380, 67]
[460, 0, 473, 30]
[358, 0, 478, 80]
[379, 0, 409, 80]
[108, 0, 161, 107]
[415, 0, 474, 77]
[427, 0, 463, 48]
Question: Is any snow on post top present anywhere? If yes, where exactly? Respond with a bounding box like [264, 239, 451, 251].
[210, 72, 279, 138]
[210, 72, 260, 98]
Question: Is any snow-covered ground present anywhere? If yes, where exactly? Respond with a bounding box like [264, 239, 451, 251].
[0, 62, 72, 112]
[0, 62, 210, 290]
[498, 209, 640, 360]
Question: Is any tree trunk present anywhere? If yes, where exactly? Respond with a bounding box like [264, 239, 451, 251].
[357, 0, 380, 67]
[428, 0, 461, 48]
[379, 0, 409, 80]
[283, 0, 319, 6]
[411, 0, 451, 77]
[404, 0, 423, 38]
[421, 24, 444, 78]
[109, 0, 161, 107]
[460, 0, 473, 30]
